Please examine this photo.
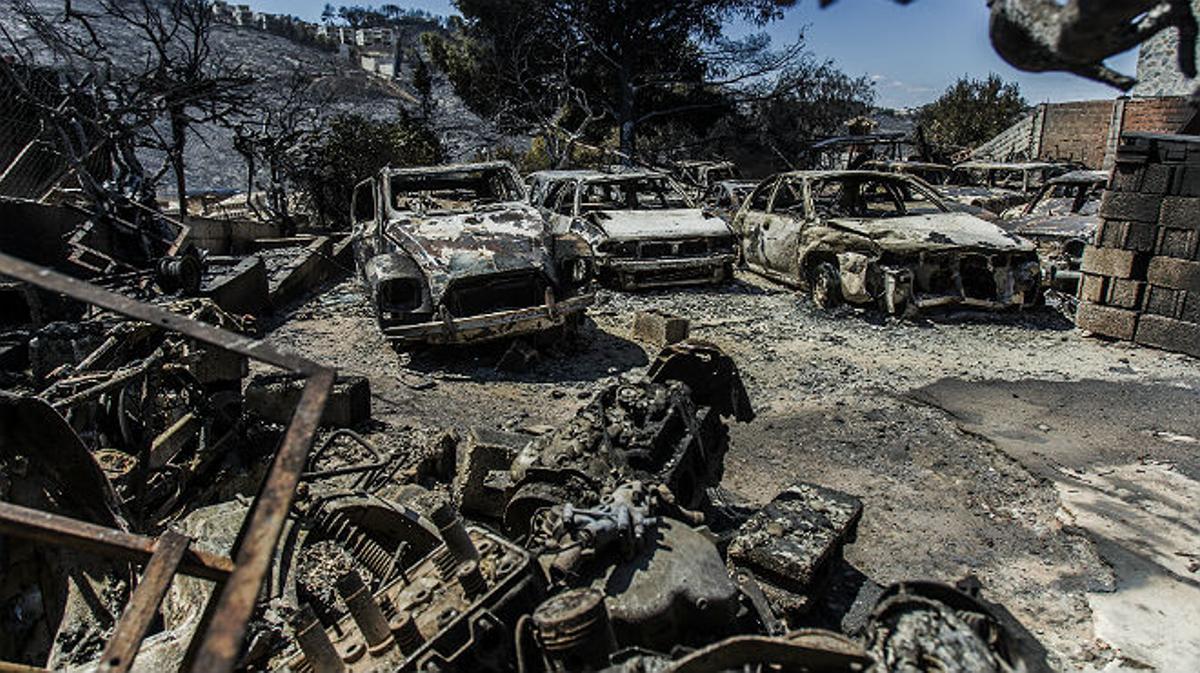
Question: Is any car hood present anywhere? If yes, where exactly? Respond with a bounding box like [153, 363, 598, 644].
[384, 203, 551, 291]
[588, 209, 731, 241]
[1008, 213, 1099, 240]
[826, 212, 1034, 253]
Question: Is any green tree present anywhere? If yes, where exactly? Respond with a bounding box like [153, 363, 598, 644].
[425, 0, 805, 165]
[918, 74, 1028, 153]
[294, 113, 443, 228]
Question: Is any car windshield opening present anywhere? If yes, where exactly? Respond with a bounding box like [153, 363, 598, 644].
[810, 178, 944, 218]
[391, 168, 522, 213]
[579, 178, 690, 212]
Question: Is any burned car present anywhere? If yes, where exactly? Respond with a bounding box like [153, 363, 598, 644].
[863, 160, 1002, 222]
[351, 162, 593, 345]
[670, 160, 743, 200]
[947, 160, 1074, 214]
[733, 170, 1042, 314]
[528, 169, 737, 290]
[1000, 169, 1107, 293]
[703, 179, 760, 224]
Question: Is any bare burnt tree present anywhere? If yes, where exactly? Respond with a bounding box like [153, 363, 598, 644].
[75, 0, 254, 219]
[232, 69, 327, 232]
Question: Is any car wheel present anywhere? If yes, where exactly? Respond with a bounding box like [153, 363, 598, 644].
[810, 262, 842, 310]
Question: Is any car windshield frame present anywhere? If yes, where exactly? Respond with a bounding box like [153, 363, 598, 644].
[388, 166, 525, 215]
[575, 176, 694, 214]
[791, 174, 949, 220]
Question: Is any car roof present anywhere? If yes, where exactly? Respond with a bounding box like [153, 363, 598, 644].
[1045, 170, 1109, 185]
[955, 160, 1067, 171]
[770, 169, 923, 181]
[526, 168, 669, 181]
[384, 160, 517, 177]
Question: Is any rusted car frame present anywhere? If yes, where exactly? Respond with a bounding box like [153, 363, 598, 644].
[671, 160, 742, 200]
[732, 170, 1042, 314]
[528, 169, 737, 290]
[1000, 169, 1107, 293]
[351, 161, 593, 345]
[0, 250, 333, 673]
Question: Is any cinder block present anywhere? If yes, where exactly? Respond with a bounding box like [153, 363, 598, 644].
[1157, 227, 1197, 259]
[1147, 256, 1200, 292]
[1097, 220, 1123, 248]
[1171, 165, 1200, 197]
[1080, 247, 1147, 279]
[1079, 274, 1108, 305]
[245, 373, 371, 427]
[1116, 221, 1158, 253]
[1099, 220, 1155, 251]
[632, 310, 690, 347]
[1143, 164, 1172, 194]
[1159, 197, 1200, 229]
[1076, 303, 1139, 340]
[1107, 279, 1145, 310]
[1181, 291, 1200, 324]
[453, 427, 522, 517]
[1144, 285, 1180, 317]
[1135, 315, 1200, 358]
[1100, 192, 1163, 223]
[1110, 163, 1142, 193]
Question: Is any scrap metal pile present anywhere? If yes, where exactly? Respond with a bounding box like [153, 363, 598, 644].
[0, 252, 1048, 672]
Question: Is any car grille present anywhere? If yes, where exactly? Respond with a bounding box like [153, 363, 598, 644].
[608, 238, 733, 260]
[444, 271, 546, 318]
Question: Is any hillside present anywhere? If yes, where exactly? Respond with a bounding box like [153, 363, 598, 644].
[1, 0, 497, 195]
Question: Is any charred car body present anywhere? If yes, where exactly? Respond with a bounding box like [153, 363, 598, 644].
[733, 170, 1042, 314]
[528, 169, 737, 290]
[1000, 169, 1107, 293]
[948, 161, 1074, 214]
[352, 162, 593, 345]
[669, 160, 743, 200]
[702, 179, 760, 224]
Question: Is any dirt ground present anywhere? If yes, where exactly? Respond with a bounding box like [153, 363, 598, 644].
[265, 271, 1200, 673]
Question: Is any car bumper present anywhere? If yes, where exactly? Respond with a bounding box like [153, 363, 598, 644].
[599, 254, 735, 290]
[382, 293, 594, 345]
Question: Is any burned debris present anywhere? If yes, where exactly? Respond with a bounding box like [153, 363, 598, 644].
[351, 162, 593, 346]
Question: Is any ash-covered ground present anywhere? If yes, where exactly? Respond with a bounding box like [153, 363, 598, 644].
[265, 271, 1200, 673]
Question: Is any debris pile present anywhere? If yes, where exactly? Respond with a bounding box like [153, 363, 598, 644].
[0, 258, 1049, 672]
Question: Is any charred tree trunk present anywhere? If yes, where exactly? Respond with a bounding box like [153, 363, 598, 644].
[618, 52, 636, 166]
[170, 107, 188, 220]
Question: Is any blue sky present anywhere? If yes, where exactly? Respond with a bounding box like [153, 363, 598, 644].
[248, 0, 1140, 109]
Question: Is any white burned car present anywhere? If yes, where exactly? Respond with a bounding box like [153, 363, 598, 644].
[351, 161, 593, 345]
[528, 169, 737, 290]
[732, 170, 1042, 315]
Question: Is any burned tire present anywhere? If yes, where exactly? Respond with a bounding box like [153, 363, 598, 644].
[810, 262, 842, 310]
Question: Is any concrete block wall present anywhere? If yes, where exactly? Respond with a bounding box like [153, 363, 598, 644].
[1076, 132, 1200, 358]
[972, 97, 1196, 169]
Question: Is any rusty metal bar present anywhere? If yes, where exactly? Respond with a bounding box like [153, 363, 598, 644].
[98, 530, 191, 673]
[0, 252, 324, 375]
[189, 370, 335, 673]
[0, 502, 233, 582]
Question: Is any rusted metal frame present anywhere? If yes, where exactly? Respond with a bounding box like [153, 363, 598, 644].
[0, 251, 335, 672]
[189, 369, 334, 673]
[0, 502, 232, 581]
[99, 530, 191, 673]
[0, 252, 322, 376]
